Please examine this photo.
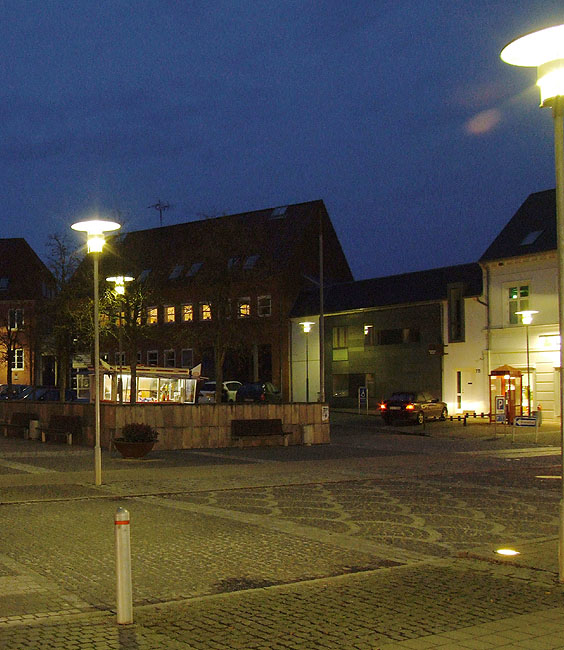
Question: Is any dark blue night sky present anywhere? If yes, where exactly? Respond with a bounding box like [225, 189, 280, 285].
[2, 2, 564, 279]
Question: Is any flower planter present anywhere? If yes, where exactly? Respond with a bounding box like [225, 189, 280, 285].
[114, 440, 156, 459]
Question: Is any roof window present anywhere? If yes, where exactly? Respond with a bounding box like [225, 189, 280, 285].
[228, 257, 241, 269]
[270, 206, 287, 219]
[187, 262, 203, 277]
[169, 264, 184, 280]
[0, 277, 9, 290]
[138, 269, 151, 282]
[244, 255, 259, 270]
[520, 230, 543, 246]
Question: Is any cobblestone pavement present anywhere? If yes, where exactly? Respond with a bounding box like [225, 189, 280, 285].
[1, 415, 564, 648]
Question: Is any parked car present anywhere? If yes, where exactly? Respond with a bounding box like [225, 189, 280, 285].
[21, 387, 81, 402]
[235, 381, 282, 403]
[379, 391, 447, 425]
[197, 380, 242, 404]
[0, 384, 33, 400]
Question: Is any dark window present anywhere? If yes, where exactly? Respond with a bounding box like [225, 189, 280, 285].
[378, 329, 403, 345]
[448, 284, 465, 342]
[332, 326, 347, 348]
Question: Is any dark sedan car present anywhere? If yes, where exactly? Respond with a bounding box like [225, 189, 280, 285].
[235, 381, 282, 403]
[379, 391, 447, 425]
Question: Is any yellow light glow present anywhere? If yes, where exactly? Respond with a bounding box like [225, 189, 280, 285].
[300, 321, 315, 333]
[538, 66, 564, 105]
[72, 219, 121, 255]
[106, 276, 134, 294]
[495, 548, 520, 556]
[515, 309, 538, 325]
[501, 24, 564, 67]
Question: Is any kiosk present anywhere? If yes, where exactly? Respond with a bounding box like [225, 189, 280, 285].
[489, 365, 522, 424]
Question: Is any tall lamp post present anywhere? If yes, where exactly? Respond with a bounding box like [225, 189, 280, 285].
[516, 310, 539, 414]
[300, 321, 315, 402]
[106, 276, 133, 403]
[501, 23, 564, 579]
[72, 219, 121, 486]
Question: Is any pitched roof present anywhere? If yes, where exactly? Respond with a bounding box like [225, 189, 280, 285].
[0, 238, 54, 300]
[101, 200, 352, 284]
[291, 262, 483, 317]
[480, 189, 556, 262]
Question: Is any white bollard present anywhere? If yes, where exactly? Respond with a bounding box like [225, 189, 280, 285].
[115, 507, 133, 624]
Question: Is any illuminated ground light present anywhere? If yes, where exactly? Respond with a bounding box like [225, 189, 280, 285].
[495, 548, 521, 556]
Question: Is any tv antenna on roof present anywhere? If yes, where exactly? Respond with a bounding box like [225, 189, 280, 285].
[148, 199, 171, 227]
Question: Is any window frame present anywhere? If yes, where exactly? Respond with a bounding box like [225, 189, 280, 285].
[147, 350, 158, 366]
[147, 306, 158, 325]
[164, 305, 176, 324]
[200, 302, 212, 321]
[237, 297, 251, 318]
[257, 295, 272, 317]
[11, 348, 24, 371]
[505, 281, 531, 326]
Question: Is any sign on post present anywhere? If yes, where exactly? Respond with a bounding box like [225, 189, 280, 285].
[358, 386, 368, 413]
[495, 396, 506, 423]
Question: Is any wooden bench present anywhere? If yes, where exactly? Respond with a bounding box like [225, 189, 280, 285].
[1, 412, 39, 438]
[231, 418, 291, 447]
[40, 415, 81, 445]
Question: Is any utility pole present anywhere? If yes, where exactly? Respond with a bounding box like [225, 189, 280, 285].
[148, 200, 170, 227]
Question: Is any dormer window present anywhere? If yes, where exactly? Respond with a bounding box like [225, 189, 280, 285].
[270, 206, 287, 219]
[187, 262, 203, 277]
[520, 230, 543, 246]
[244, 255, 259, 270]
[138, 269, 151, 282]
[169, 265, 184, 280]
[0, 277, 9, 291]
[228, 257, 241, 269]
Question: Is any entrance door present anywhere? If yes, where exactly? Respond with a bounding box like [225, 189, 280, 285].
[456, 369, 480, 414]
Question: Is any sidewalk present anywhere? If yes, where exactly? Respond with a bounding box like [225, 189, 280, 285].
[1, 423, 564, 648]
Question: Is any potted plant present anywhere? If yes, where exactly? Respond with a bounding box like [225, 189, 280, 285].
[114, 423, 159, 459]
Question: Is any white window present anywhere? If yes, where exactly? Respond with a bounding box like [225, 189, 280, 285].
[164, 349, 175, 367]
[507, 283, 530, 325]
[200, 302, 212, 321]
[238, 298, 251, 318]
[147, 350, 158, 366]
[164, 306, 175, 323]
[181, 304, 194, 322]
[258, 295, 271, 317]
[9, 308, 24, 329]
[12, 348, 23, 370]
[147, 307, 158, 325]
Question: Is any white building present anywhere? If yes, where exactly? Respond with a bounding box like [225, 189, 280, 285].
[480, 189, 559, 421]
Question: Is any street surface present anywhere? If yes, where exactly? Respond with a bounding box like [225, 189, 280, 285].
[1, 412, 564, 648]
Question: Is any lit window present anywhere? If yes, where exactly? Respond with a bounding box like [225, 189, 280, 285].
[164, 306, 175, 323]
[364, 324, 375, 346]
[187, 262, 203, 277]
[238, 298, 251, 318]
[169, 265, 184, 280]
[258, 295, 271, 317]
[12, 348, 24, 370]
[200, 302, 212, 320]
[164, 349, 175, 367]
[244, 255, 259, 269]
[508, 284, 529, 325]
[9, 308, 24, 329]
[181, 304, 194, 322]
[147, 350, 158, 366]
[138, 269, 151, 282]
[147, 307, 158, 325]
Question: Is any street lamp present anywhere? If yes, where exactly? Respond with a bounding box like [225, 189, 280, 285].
[300, 321, 315, 402]
[501, 22, 564, 580]
[515, 310, 539, 414]
[72, 219, 121, 486]
[106, 276, 134, 403]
